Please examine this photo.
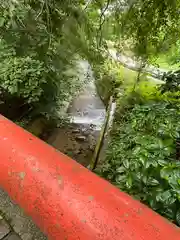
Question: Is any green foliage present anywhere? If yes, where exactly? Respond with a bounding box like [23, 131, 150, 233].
[161, 70, 180, 93]
[90, 0, 180, 225]
[99, 101, 180, 223]
[0, 0, 97, 122]
[1, 0, 180, 225]
[167, 40, 180, 65]
[0, 56, 46, 103]
[95, 0, 180, 66]
[151, 53, 179, 71]
[95, 42, 180, 224]
[93, 59, 122, 104]
[117, 0, 180, 57]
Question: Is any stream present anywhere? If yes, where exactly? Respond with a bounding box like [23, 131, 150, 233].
[47, 61, 106, 167]
[46, 51, 166, 167]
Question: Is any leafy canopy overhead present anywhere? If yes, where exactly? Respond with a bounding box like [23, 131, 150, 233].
[88, 0, 180, 59]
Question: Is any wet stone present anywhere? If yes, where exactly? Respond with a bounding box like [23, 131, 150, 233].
[72, 129, 80, 134]
[89, 124, 95, 129]
[0, 218, 11, 239]
[4, 233, 21, 240]
[74, 149, 81, 155]
[75, 136, 86, 141]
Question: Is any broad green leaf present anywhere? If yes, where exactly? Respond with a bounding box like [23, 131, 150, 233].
[148, 178, 159, 186]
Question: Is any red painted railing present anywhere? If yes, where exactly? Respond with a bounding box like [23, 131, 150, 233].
[0, 115, 179, 240]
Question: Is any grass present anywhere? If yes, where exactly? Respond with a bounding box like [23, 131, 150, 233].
[151, 54, 180, 71]
[94, 56, 162, 106]
[118, 65, 141, 83]
[117, 64, 160, 87]
[107, 40, 180, 72]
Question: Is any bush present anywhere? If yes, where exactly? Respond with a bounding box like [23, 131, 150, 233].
[0, 1, 95, 124]
[93, 59, 122, 104]
[0, 56, 46, 103]
[97, 67, 180, 224]
[99, 100, 180, 224]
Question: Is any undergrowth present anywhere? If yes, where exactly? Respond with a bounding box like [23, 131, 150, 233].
[97, 67, 180, 225]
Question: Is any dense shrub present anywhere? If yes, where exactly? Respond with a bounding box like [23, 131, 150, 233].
[99, 101, 180, 224]
[0, 1, 95, 122]
[93, 59, 125, 104]
[0, 56, 46, 103]
[97, 66, 180, 224]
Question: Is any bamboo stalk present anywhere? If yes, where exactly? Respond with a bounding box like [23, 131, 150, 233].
[89, 96, 113, 171]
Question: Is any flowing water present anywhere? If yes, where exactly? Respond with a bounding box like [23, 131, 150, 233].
[47, 61, 106, 166]
[47, 52, 166, 167]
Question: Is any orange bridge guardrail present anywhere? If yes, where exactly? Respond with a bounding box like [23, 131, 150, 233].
[0, 115, 179, 240]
